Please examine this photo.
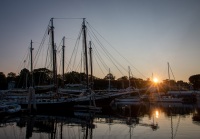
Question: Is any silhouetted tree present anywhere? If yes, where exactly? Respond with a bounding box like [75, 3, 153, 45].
[64, 71, 85, 84]
[189, 74, 200, 90]
[162, 79, 177, 90]
[117, 76, 128, 81]
[33, 68, 52, 86]
[104, 73, 119, 89]
[17, 68, 30, 88]
[130, 77, 143, 89]
[176, 80, 189, 90]
[117, 76, 129, 89]
[0, 72, 7, 89]
[7, 72, 16, 82]
[137, 78, 146, 88]
[104, 73, 115, 80]
[93, 78, 108, 90]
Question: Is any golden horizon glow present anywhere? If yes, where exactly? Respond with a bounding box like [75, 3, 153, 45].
[153, 77, 159, 83]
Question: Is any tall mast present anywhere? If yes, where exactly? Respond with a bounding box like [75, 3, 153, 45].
[82, 18, 89, 89]
[109, 68, 111, 92]
[168, 62, 171, 90]
[54, 44, 57, 86]
[50, 18, 57, 86]
[62, 37, 65, 87]
[89, 41, 93, 89]
[30, 40, 34, 87]
[128, 66, 131, 87]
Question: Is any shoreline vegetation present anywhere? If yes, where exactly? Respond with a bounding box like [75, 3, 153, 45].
[1, 69, 200, 92]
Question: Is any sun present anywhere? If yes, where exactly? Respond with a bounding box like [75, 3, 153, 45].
[153, 77, 159, 83]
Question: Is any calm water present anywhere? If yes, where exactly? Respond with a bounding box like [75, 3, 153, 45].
[1, 102, 200, 139]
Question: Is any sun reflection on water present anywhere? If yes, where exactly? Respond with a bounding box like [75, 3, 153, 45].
[155, 110, 159, 119]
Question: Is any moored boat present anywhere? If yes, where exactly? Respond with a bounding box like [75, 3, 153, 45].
[0, 101, 21, 117]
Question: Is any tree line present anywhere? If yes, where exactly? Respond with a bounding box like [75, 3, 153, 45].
[0, 68, 199, 91]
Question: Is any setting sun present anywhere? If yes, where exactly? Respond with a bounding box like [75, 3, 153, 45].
[153, 77, 159, 83]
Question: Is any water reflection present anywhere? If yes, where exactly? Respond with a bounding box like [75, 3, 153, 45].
[111, 101, 200, 139]
[1, 102, 200, 139]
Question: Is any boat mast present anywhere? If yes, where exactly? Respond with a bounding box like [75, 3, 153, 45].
[168, 62, 171, 91]
[28, 40, 37, 112]
[30, 40, 34, 87]
[89, 41, 93, 89]
[109, 68, 111, 92]
[128, 66, 131, 88]
[62, 37, 65, 87]
[50, 18, 57, 87]
[82, 18, 89, 89]
[54, 44, 57, 86]
[83, 18, 93, 106]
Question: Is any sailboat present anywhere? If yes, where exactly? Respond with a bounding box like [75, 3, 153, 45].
[4, 17, 138, 113]
[0, 100, 21, 117]
[150, 62, 183, 103]
[114, 66, 141, 104]
[72, 18, 101, 112]
[57, 36, 87, 95]
[4, 19, 77, 112]
[56, 19, 133, 108]
[166, 62, 197, 103]
[10, 18, 103, 112]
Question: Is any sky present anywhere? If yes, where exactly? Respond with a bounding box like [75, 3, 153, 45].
[0, 0, 200, 82]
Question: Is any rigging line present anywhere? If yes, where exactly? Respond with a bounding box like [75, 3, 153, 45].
[23, 51, 30, 69]
[62, 37, 79, 71]
[16, 51, 29, 88]
[173, 115, 181, 139]
[27, 51, 31, 70]
[66, 33, 79, 72]
[65, 62, 74, 73]
[87, 28, 115, 67]
[80, 51, 83, 73]
[65, 56, 81, 75]
[56, 38, 64, 52]
[169, 64, 176, 81]
[53, 17, 84, 20]
[130, 69, 136, 78]
[87, 27, 127, 73]
[66, 26, 82, 73]
[130, 70, 138, 88]
[58, 51, 62, 75]
[87, 33, 109, 71]
[68, 71, 81, 83]
[16, 47, 29, 74]
[41, 40, 50, 66]
[93, 41, 127, 78]
[64, 58, 70, 70]
[87, 22, 131, 71]
[65, 66, 79, 82]
[70, 34, 81, 71]
[92, 44, 109, 72]
[74, 58, 82, 72]
[64, 37, 77, 40]
[171, 111, 174, 139]
[87, 22, 147, 79]
[45, 63, 51, 70]
[44, 38, 51, 70]
[87, 29, 125, 76]
[33, 25, 49, 68]
[72, 31, 81, 70]
[34, 32, 47, 67]
[93, 53, 106, 76]
[16, 68, 24, 88]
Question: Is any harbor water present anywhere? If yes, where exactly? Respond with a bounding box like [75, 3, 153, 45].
[0, 102, 200, 139]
